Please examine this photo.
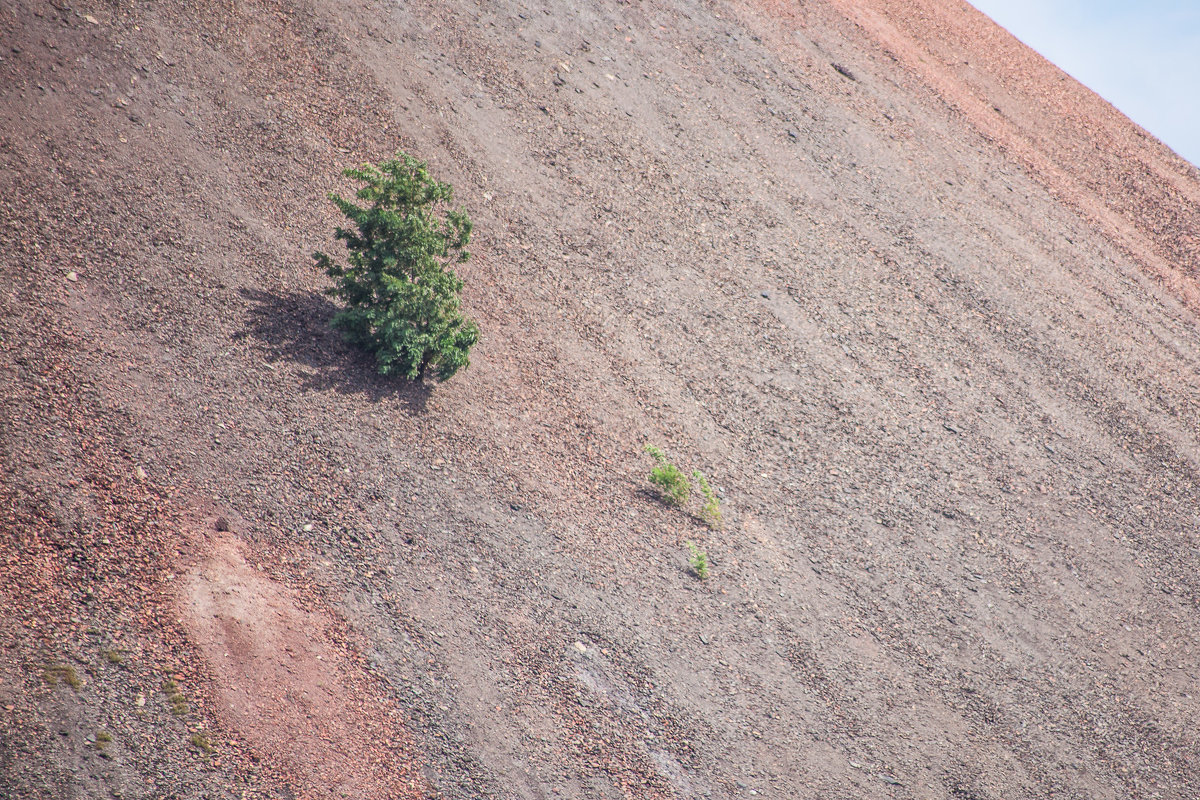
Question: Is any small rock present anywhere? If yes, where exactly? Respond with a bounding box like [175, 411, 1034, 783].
[302, 523, 313, 532]
[133, 465, 147, 481]
[84, 14, 100, 24]
[573, 641, 588, 653]
[66, 271, 78, 282]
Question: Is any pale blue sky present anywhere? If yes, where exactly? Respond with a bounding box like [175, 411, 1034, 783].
[969, 1, 1200, 167]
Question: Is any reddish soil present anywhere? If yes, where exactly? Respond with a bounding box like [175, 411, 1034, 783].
[3, 1, 1199, 798]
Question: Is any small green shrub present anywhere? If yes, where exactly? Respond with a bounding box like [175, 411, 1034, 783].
[314, 152, 480, 382]
[692, 470, 723, 530]
[42, 664, 82, 690]
[644, 445, 691, 506]
[685, 541, 710, 580]
[190, 732, 215, 755]
[101, 648, 124, 665]
[161, 678, 189, 716]
[94, 730, 113, 750]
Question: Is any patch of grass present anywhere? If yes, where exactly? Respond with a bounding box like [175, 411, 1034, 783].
[685, 541, 710, 580]
[94, 730, 113, 750]
[42, 663, 83, 690]
[100, 648, 124, 665]
[645, 445, 691, 506]
[161, 678, 189, 716]
[190, 731, 216, 755]
[691, 470, 723, 530]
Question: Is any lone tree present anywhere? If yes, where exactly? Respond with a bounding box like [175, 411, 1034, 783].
[313, 152, 479, 382]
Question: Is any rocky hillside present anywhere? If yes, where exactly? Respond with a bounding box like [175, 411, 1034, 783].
[3, 0, 1199, 798]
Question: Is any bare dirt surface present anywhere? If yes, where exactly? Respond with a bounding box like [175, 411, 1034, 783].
[3, 0, 1200, 798]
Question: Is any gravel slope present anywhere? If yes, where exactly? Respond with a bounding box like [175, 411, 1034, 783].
[3, 1, 1199, 798]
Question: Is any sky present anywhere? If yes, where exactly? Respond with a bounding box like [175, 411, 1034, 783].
[969, 0, 1200, 167]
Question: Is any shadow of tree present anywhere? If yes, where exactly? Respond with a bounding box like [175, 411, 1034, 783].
[234, 288, 432, 413]
[634, 486, 670, 506]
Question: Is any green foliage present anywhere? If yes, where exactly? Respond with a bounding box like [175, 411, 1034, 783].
[190, 732, 215, 756]
[685, 541, 710, 580]
[314, 152, 480, 382]
[692, 470, 723, 530]
[161, 678, 189, 716]
[644, 445, 691, 506]
[643, 446, 726, 530]
[42, 664, 82, 690]
[94, 730, 113, 750]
